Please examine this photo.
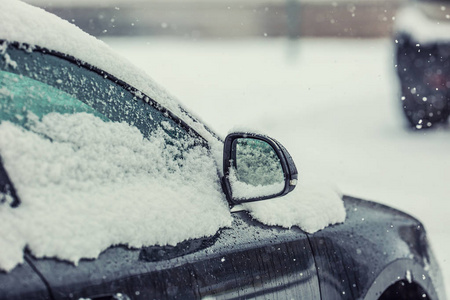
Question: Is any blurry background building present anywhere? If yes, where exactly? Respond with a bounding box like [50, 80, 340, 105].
[22, 0, 405, 38]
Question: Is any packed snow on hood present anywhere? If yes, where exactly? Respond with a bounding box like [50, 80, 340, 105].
[0, 112, 231, 272]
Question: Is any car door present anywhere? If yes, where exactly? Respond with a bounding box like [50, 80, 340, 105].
[0, 43, 320, 299]
[24, 212, 320, 299]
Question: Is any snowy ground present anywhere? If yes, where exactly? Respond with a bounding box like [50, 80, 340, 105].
[104, 37, 450, 290]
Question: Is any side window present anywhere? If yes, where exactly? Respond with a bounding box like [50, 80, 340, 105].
[0, 70, 106, 126]
[0, 69, 106, 209]
[1, 43, 193, 142]
[0, 45, 230, 273]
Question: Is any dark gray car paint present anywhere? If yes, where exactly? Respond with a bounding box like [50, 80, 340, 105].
[1, 197, 445, 300]
[24, 211, 320, 300]
[0, 257, 50, 300]
[308, 196, 445, 300]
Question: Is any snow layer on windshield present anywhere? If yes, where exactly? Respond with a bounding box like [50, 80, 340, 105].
[0, 0, 214, 144]
[243, 179, 345, 233]
[395, 7, 450, 43]
[0, 113, 231, 272]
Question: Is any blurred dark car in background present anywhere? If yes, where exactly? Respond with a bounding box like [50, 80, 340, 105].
[394, 0, 450, 129]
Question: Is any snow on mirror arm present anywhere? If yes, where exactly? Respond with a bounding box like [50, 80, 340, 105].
[222, 132, 298, 205]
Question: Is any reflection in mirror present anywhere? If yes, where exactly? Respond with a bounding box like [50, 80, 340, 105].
[229, 138, 285, 199]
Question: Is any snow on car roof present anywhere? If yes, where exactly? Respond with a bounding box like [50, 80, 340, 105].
[0, 0, 214, 143]
[395, 6, 450, 44]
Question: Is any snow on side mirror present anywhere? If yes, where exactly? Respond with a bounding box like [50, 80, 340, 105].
[222, 132, 298, 205]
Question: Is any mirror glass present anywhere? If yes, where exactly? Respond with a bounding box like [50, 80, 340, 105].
[229, 138, 285, 199]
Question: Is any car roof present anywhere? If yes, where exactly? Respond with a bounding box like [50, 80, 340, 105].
[395, 5, 450, 43]
[0, 0, 218, 144]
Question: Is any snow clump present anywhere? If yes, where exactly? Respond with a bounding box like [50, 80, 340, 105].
[0, 112, 231, 272]
[244, 178, 346, 233]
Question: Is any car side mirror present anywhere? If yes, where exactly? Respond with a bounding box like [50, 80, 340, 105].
[222, 132, 298, 205]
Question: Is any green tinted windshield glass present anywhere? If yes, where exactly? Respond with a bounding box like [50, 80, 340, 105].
[0, 70, 106, 127]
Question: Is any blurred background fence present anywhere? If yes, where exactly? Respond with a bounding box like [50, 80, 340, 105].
[23, 0, 405, 38]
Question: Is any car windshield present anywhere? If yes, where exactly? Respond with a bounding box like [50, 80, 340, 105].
[0, 45, 231, 272]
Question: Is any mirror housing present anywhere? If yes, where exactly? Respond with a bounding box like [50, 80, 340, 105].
[222, 132, 298, 205]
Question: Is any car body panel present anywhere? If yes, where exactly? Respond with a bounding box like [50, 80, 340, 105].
[0, 258, 50, 300]
[308, 196, 445, 300]
[26, 212, 320, 299]
[7, 197, 446, 299]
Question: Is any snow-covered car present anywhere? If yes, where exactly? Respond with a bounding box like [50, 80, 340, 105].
[0, 1, 446, 299]
[394, 0, 450, 129]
